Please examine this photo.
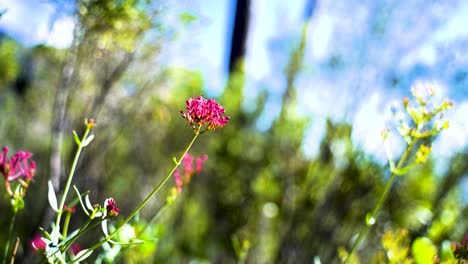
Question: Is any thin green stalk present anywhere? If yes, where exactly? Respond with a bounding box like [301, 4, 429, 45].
[73, 128, 200, 262]
[345, 139, 418, 263]
[53, 126, 91, 243]
[60, 219, 103, 253]
[140, 202, 169, 235]
[62, 211, 72, 239]
[3, 212, 17, 264]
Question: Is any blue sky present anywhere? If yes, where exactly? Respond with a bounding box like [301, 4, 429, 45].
[1, 0, 468, 167]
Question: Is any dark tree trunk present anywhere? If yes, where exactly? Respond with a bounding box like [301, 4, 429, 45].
[228, 0, 251, 74]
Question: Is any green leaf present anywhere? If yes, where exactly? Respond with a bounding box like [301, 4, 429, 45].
[412, 237, 436, 264]
[39, 227, 52, 241]
[73, 248, 93, 262]
[73, 185, 89, 216]
[72, 130, 81, 145]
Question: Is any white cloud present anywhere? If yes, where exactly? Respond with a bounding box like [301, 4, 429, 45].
[46, 16, 75, 49]
[0, 0, 74, 48]
[309, 14, 334, 60]
[432, 101, 468, 157]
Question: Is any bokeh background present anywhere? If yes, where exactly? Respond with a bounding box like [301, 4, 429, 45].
[1, 0, 468, 263]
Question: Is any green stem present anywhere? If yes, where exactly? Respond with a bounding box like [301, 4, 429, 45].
[41, 218, 103, 264]
[62, 211, 72, 240]
[60, 219, 102, 253]
[2, 212, 17, 264]
[53, 127, 91, 243]
[140, 202, 169, 235]
[345, 139, 418, 263]
[73, 129, 200, 262]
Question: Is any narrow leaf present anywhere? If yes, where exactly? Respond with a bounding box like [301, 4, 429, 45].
[73, 249, 93, 262]
[85, 194, 93, 211]
[73, 185, 89, 216]
[81, 134, 95, 147]
[39, 227, 52, 241]
[102, 220, 109, 237]
[48, 181, 59, 212]
[72, 130, 81, 145]
[109, 239, 145, 245]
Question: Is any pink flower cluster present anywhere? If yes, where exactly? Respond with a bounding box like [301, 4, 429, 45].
[1, 146, 36, 195]
[181, 96, 230, 132]
[105, 198, 119, 217]
[174, 153, 208, 193]
[0, 146, 36, 181]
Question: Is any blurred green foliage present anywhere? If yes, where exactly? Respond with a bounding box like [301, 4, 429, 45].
[0, 38, 20, 89]
[0, 1, 467, 263]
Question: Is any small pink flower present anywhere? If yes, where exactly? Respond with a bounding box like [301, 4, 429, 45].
[196, 154, 208, 173]
[181, 96, 230, 132]
[70, 243, 82, 255]
[105, 198, 119, 217]
[63, 205, 76, 214]
[182, 154, 194, 175]
[174, 169, 183, 193]
[30, 235, 47, 251]
[173, 153, 208, 193]
[0, 146, 36, 181]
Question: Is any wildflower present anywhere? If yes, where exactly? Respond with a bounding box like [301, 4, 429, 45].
[402, 97, 409, 109]
[30, 235, 47, 252]
[70, 243, 82, 255]
[0, 146, 36, 181]
[182, 154, 194, 175]
[24, 160, 36, 180]
[85, 118, 96, 129]
[181, 95, 230, 132]
[174, 169, 183, 193]
[63, 205, 76, 214]
[196, 154, 208, 173]
[173, 153, 208, 193]
[105, 198, 119, 218]
[415, 144, 431, 164]
[1, 146, 36, 196]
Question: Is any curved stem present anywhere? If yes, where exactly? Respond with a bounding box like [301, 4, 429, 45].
[53, 127, 91, 243]
[73, 129, 200, 262]
[345, 139, 418, 263]
[3, 212, 17, 264]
